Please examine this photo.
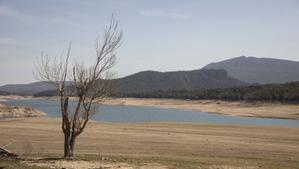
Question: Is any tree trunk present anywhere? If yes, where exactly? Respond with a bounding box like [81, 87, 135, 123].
[64, 133, 76, 158]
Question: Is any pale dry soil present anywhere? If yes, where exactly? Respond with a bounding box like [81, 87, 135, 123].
[0, 95, 34, 102]
[104, 98, 299, 120]
[0, 95, 46, 118]
[0, 118, 299, 169]
[0, 103, 46, 118]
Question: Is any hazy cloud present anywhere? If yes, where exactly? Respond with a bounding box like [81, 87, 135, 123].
[0, 5, 33, 20]
[0, 5, 20, 17]
[140, 10, 192, 19]
[0, 38, 24, 46]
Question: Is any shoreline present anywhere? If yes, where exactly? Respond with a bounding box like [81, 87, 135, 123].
[1, 95, 299, 120]
[103, 98, 299, 120]
[0, 96, 46, 118]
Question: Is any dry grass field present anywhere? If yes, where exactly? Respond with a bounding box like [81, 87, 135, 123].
[1, 118, 299, 169]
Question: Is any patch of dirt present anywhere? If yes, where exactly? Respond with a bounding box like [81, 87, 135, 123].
[205, 165, 259, 169]
[24, 159, 168, 169]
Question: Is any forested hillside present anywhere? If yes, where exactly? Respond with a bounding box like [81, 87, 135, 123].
[118, 81, 299, 102]
[115, 69, 246, 93]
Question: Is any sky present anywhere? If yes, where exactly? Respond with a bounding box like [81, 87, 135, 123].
[0, 0, 299, 85]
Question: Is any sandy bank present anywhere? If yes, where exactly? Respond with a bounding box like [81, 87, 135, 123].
[0, 95, 34, 102]
[104, 98, 299, 120]
[0, 103, 46, 118]
[0, 118, 299, 169]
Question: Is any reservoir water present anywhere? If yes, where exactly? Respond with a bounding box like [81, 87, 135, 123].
[2, 98, 299, 127]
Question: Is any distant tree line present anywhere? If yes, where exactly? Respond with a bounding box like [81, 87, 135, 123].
[33, 81, 299, 103]
[114, 82, 299, 103]
[0, 91, 10, 95]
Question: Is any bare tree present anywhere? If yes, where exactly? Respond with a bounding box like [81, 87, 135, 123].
[35, 17, 123, 158]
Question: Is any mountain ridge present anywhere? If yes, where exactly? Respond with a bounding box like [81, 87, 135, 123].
[115, 69, 246, 94]
[2, 56, 299, 96]
[204, 56, 299, 84]
[0, 81, 56, 95]
[1, 69, 246, 96]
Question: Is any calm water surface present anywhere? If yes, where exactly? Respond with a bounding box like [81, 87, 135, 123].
[2, 98, 299, 127]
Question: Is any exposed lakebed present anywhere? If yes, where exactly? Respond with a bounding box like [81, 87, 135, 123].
[2, 98, 299, 127]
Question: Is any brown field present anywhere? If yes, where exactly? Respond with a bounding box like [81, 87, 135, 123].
[104, 98, 299, 120]
[1, 118, 299, 169]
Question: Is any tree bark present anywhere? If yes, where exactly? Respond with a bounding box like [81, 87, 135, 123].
[63, 133, 76, 158]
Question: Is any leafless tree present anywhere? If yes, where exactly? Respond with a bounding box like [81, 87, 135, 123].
[35, 17, 123, 158]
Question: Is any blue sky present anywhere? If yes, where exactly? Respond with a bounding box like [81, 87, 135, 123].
[0, 0, 299, 85]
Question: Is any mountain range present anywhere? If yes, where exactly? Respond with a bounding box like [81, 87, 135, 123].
[204, 56, 299, 84]
[0, 69, 245, 96]
[115, 69, 245, 94]
[1, 56, 299, 96]
[0, 81, 56, 95]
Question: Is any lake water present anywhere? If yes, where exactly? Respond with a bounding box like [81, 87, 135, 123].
[2, 98, 299, 127]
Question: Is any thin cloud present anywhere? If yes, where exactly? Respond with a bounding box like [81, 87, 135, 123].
[0, 6, 19, 17]
[0, 38, 24, 46]
[140, 10, 192, 19]
[0, 5, 20, 17]
[0, 5, 33, 20]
